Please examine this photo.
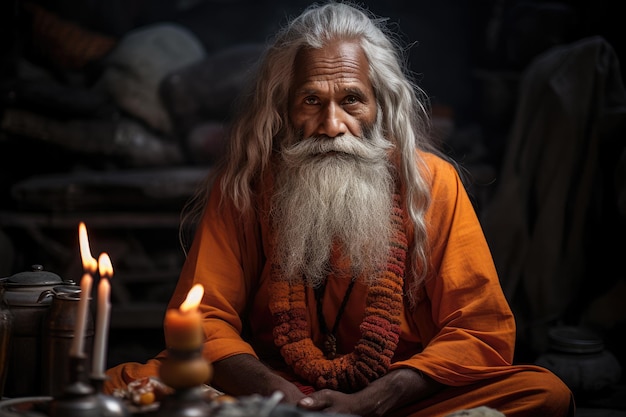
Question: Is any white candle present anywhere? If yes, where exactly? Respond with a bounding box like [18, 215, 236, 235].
[70, 272, 92, 356]
[92, 277, 110, 375]
[92, 253, 113, 376]
[71, 221, 98, 358]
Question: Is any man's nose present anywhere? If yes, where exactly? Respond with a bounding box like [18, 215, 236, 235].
[316, 103, 348, 138]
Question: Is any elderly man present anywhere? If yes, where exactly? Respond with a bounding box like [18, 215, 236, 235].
[105, 2, 574, 416]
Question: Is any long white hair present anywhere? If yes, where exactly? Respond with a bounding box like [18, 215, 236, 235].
[183, 1, 438, 306]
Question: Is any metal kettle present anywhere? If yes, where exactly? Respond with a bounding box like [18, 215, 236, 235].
[0, 264, 80, 398]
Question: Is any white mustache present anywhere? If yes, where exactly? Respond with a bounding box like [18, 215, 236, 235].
[282, 134, 392, 162]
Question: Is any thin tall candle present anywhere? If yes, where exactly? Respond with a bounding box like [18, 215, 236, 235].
[92, 253, 113, 376]
[70, 273, 92, 356]
[70, 222, 98, 357]
[79, 222, 98, 274]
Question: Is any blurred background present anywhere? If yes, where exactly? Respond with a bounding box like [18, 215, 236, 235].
[0, 0, 624, 412]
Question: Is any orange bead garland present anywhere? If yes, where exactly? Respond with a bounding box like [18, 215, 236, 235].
[269, 193, 407, 392]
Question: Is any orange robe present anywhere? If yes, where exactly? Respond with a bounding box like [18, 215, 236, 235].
[105, 152, 573, 416]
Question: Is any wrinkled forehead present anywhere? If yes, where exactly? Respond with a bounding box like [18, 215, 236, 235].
[291, 39, 372, 89]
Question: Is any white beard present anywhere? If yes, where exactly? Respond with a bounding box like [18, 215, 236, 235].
[271, 124, 395, 288]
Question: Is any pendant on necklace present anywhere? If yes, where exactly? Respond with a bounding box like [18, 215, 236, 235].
[323, 334, 337, 359]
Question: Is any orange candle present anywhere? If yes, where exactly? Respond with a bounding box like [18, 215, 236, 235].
[164, 284, 204, 351]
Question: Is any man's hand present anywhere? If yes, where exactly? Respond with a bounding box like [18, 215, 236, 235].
[298, 389, 366, 416]
[297, 368, 443, 417]
[210, 353, 306, 404]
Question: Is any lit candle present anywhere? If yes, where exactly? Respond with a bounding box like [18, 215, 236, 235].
[78, 221, 98, 274]
[70, 222, 98, 357]
[70, 273, 92, 356]
[164, 284, 204, 351]
[92, 252, 113, 376]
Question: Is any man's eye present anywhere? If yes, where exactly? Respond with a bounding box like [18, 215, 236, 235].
[344, 96, 358, 105]
[304, 97, 318, 105]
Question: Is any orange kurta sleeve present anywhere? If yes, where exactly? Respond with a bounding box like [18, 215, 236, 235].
[390, 152, 517, 386]
[172, 177, 265, 364]
[104, 176, 265, 393]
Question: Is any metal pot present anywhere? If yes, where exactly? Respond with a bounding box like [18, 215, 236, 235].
[0, 265, 77, 398]
[41, 287, 94, 398]
[0, 286, 12, 399]
[535, 326, 622, 393]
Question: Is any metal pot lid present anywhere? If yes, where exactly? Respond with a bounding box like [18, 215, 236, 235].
[4, 264, 63, 287]
[53, 284, 81, 295]
[548, 326, 604, 354]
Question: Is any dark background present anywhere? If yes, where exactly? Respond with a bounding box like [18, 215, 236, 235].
[1, 0, 625, 409]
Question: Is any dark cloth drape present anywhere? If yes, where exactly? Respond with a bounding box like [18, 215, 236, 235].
[480, 36, 626, 354]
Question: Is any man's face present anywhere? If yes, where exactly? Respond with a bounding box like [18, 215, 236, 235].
[288, 40, 377, 140]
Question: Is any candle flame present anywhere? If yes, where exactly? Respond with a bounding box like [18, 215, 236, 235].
[180, 284, 204, 313]
[79, 222, 98, 273]
[98, 253, 114, 278]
